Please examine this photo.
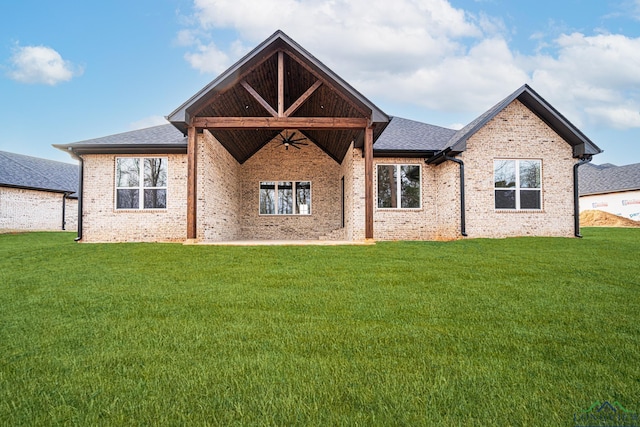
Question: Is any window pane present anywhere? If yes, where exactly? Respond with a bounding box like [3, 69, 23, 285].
[520, 160, 541, 188]
[260, 182, 275, 214]
[278, 181, 293, 214]
[117, 189, 139, 209]
[494, 160, 515, 188]
[117, 158, 139, 187]
[400, 165, 420, 208]
[144, 158, 167, 187]
[520, 190, 541, 209]
[296, 181, 311, 215]
[377, 165, 397, 208]
[495, 190, 516, 209]
[144, 189, 166, 209]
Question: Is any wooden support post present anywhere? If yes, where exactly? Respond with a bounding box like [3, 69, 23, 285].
[187, 126, 197, 239]
[277, 51, 284, 117]
[364, 126, 374, 240]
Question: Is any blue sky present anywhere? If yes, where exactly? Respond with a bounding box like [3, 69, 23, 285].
[1, 0, 639, 165]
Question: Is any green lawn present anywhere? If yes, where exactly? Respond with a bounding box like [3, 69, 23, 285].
[1, 229, 639, 426]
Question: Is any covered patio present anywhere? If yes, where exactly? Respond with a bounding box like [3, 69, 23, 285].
[167, 31, 389, 243]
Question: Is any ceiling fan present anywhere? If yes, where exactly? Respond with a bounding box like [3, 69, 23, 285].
[278, 131, 308, 150]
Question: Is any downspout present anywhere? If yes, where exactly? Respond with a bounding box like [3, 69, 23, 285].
[573, 155, 593, 238]
[68, 148, 83, 242]
[443, 154, 468, 237]
[427, 149, 467, 237]
[61, 192, 69, 230]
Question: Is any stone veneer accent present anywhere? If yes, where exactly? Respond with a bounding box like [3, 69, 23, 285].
[459, 99, 576, 238]
[80, 154, 187, 242]
[0, 187, 77, 232]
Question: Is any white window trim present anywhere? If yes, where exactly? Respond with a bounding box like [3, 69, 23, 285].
[494, 158, 542, 211]
[258, 181, 312, 216]
[376, 164, 422, 210]
[115, 157, 168, 210]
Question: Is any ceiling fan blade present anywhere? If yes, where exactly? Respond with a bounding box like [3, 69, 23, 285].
[290, 143, 301, 149]
[288, 137, 307, 143]
[293, 142, 308, 145]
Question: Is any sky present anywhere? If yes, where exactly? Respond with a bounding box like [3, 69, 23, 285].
[1, 0, 639, 166]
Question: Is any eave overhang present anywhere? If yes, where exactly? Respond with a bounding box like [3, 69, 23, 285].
[374, 149, 439, 158]
[53, 143, 187, 156]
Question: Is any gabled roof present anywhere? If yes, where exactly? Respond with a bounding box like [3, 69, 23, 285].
[446, 84, 602, 158]
[54, 124, 187, 155]
[166, 30, 389, 163]
[373, 117, 456, 157]
[167, 30, 388, 129]
[579, 162, 640, 196]
[0, 150, 78, 195]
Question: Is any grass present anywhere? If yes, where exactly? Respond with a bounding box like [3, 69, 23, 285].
[0, 229, 639, 426]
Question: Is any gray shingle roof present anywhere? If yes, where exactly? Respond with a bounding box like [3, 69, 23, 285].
[374, 117, 456, 153]
[579, 162, 640, 196]
[57, 124, 187, 148]
[0, 151, 78, 195]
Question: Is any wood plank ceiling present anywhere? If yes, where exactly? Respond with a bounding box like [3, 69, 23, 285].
[191, 49, 370, 163]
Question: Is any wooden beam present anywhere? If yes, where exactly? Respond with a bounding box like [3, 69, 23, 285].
[364, 126, 374, 240]
[241, 80, 278, 118]
[187, 126, 197, 239]
[193, 116, 368, 129]
[282, 48, 370, 118]
[278, 51, 284, 117]
[284, 80, 322, 117]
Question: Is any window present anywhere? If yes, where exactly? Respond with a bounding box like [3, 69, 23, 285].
[116, 157, 167, 209]
[377, 164, 421, 209]
[260, 181, 311, 215]
[494, 159, 541, 210]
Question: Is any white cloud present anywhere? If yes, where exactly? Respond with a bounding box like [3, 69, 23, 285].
[184, 41, 231, 74]
[7, 45, 82, 85]
[129, 116, 169, 130]
[178, 0, 640, 131]
[528, 33, 640, 128]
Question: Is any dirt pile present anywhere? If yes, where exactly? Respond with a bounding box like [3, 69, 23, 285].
[579, 210, 640, 227]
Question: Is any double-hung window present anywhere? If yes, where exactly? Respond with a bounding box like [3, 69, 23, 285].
[260, 181, 311, 215]
[116, 157, 167, 209]
[377, 164, 421, 209]
[494, 159, 541, 210]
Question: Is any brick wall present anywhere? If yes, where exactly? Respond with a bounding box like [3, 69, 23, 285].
[0, 187, 76, 231]
[80, 154, 188, 242]
[198, 130, 242, 241]
[460, 99, 576, 238]
[340, 143, 362, 241]
[237, 134, 342, 240]
[434, 161, 461, 240]
[372, 157, 439, 240]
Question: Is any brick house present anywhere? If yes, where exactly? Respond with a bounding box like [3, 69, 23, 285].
[0, 150, 78, 232]
[579, 162, 640, 221]
[55, 31, 601, 243]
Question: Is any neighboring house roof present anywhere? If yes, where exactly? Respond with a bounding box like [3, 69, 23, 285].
[0, 150, 78, 196]
[446, 84, 602, 158]
[54, 124, 187, 155]
[579, 162, 640, 196]
[373, 116, 456, 156]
